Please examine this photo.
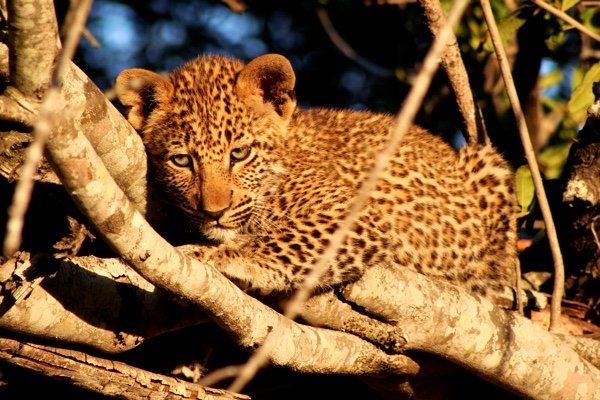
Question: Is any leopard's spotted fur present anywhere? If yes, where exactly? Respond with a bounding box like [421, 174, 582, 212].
[117, 54, 518, 298]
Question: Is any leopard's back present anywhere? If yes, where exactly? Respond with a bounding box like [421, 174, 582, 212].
[258, 108, 517, 296]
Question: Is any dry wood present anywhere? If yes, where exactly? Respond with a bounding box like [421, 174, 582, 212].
[0, 337, 249, 400]
[0, 253, 209, 353]
[480, 0, 566, 334]
[418, 0, 481, 144]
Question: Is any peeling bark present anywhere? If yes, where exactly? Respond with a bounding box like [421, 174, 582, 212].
[0, 337, 249, 399]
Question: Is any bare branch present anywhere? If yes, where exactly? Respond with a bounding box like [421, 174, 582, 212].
[531, 0, 600, 43]
[3, 0, 93, 258]
[418, 0, 481, 144]
[0, 88, 36, 126]
[3, 90, 62, 257]
[56, 63, 148, 211]
[0, 253, 208, 353]
[480, 0, 566, 334]
[0, 337, 249, 400]
[54, 0, 93, 84]
[220, 0, 246, 13]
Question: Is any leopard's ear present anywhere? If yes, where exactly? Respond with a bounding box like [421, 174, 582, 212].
[235, 54, 296, 122]
[115, 69, 173, 131]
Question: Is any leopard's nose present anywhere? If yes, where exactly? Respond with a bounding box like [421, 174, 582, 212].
[202, 207, 228, 221]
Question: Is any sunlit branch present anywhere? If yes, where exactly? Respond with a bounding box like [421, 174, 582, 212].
[480, 0, 566, 333]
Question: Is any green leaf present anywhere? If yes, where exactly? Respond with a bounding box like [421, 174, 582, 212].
[561, 0, 581, 11]
[571, 66, 584, 89]
[581, 8, 600, 33]
[539, 142, 572, 179]
[515, 166, 536, 214]
[539, 68, 563, 89]
[545, 30, 568, 52]
[568, 63, 600, 124]
[482, 7, 529, 53]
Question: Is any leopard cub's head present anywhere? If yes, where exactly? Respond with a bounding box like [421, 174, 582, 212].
[116, 54, 296, 242]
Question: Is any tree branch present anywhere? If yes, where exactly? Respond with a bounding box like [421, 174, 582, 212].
[531, 0, 600, 43]
[6, 0, 59, 99]
[480, 0, 566, 333]
[418, 0, 482, 144]
[0, 337, 249, 400]
[343, 265, 600, 399]
[0, 252, 208, 353]
[0, 39, 148, 210]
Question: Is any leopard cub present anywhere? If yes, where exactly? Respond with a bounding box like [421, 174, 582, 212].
[116, 54, 518, 300]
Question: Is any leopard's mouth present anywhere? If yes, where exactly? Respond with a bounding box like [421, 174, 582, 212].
[200, 222, 240, 244]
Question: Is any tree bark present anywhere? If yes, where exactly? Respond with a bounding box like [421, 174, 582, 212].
[0, 252, 209, 353]
[343, 265, 600, 399]
[0, 337, 249, 400]
[418, 0, 481, 144]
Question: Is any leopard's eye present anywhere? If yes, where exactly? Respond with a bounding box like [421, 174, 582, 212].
[230, 146, 251, 163]
[170, 154, 192, 168]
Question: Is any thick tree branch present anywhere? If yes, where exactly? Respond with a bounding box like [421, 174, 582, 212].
[54, 62, 148, 212]
[0, 337, 249, 400]
[6, 0, 59, 99]
[0, 38, 148, 211]
[343, 265, 600, 399]
[0, 253, 208, 353]
[0, 89, 36, 126]
[3, 0, 146, 256]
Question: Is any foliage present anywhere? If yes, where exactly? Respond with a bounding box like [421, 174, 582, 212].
[76, 0, 599, 176]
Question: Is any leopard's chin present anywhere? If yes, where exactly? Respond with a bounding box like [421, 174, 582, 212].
[202, 225, 240, 244]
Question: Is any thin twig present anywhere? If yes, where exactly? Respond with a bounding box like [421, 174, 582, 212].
[3, 91, 62, 257]
[3, 0, 93, 257]
[220, 0, 246, 13]
[316, 7, 395, 78]
[480, 0, 566, 333]
[592, 215, 600, 250]
[227, 0, 471, 392]
[55, 0, 93, 84]
[82, 28, 100, 48]
[531, 0, 600, 42]
[198, 365, 243, 388]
